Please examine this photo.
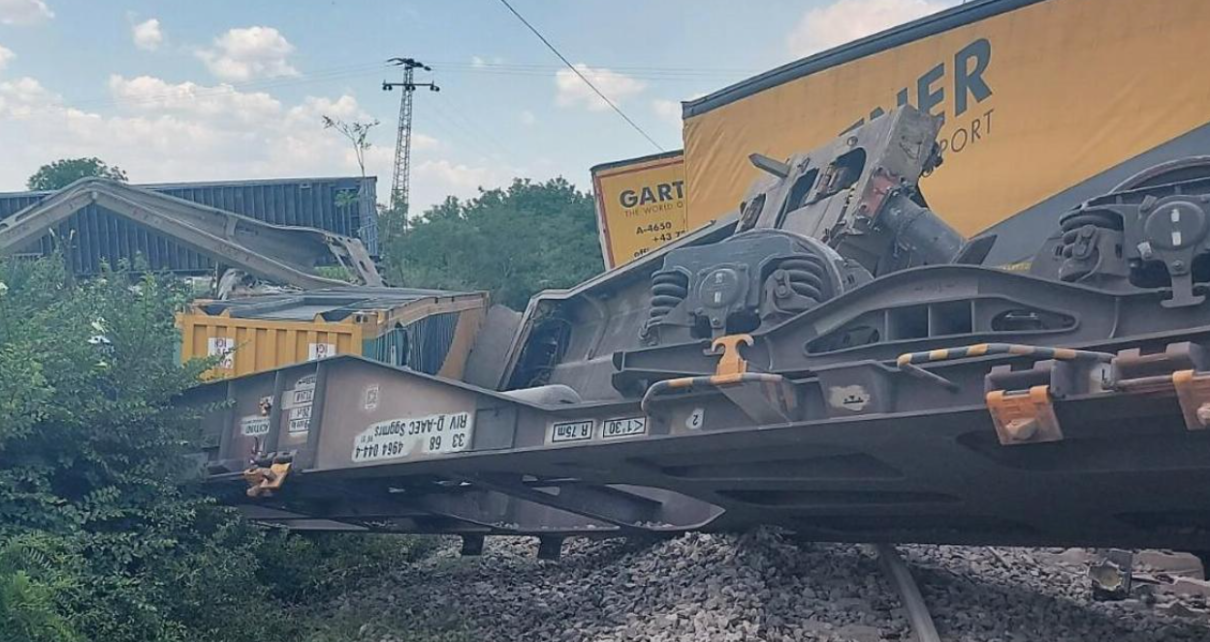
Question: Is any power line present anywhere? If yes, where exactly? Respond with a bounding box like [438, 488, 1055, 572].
[430, 60, 760, 78]
[495, 0, 664, 152]
[424, 104, 509, 161]
[433, 92, 517, 160]
[427, 67, 750, 83]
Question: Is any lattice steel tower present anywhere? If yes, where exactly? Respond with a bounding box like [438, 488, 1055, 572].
[383, 57, 439, 214]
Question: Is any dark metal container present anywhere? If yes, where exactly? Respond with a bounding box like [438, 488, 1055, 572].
[0, 176, 379, 273]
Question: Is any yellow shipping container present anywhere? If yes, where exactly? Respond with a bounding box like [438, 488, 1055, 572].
[178, 287, 488, 380]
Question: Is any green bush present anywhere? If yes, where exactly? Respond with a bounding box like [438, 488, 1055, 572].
[256, 531, 437, 604]
[0, 258, 446, 642]
[0, 535, 82, 642]
[0, 257, 278, 642]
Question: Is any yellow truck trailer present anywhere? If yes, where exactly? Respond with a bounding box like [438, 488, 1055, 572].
[681, 0, 1210, 264]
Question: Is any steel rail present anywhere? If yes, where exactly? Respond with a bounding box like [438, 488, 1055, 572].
[876, 544, 942, 642]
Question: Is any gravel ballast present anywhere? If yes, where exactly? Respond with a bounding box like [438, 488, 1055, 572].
[334, 529, 1210, 641]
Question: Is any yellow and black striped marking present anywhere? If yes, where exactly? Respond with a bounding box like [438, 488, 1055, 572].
[896, 343, 1110, 367]
[642, 372, 785, 414]
[663, 372, 782, 390]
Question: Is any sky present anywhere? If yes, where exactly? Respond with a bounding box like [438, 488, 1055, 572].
[0, 0, 960, 212]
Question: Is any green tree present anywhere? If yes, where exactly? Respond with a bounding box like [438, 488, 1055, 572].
[0, 258, 271, 642]
[322, 117, 382, 243]
[0, 257, 442, 642]
[377, 198, 409, 248]
[384, 178, 604, 309]
[27, 158, 129, 191]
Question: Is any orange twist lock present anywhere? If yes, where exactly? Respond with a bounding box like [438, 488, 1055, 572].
[243, 462, 292, 498]
[710, 334, 754, 385]
[986, 385, 1063, 445]
[1172, 370, 1210, 431]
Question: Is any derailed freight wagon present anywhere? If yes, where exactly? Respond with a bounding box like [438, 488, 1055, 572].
[0, 176, 379, 274]
[178, 287, 490, 380]
[183, 106, 1210, 550]
[682, 0, 1210, 264]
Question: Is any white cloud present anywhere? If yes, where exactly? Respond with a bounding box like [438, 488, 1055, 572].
[108, 75, 281, 124]
[0, 74, 389, 200]
[289, 94, 361, 120]
[414, 159, 503, 192]
[0, 44, 14, 71]
[196, 26, 299, 81]
[132, 18, 164, 51]
[410, 154, 557, 212]
[554, 63, 646, 112]
[0, 76, 56, 118]
[786, 0, 957, 58]
[519, 110, 536, 126]
[470, 55, 504, 68]
[408, 159, 518, 208]
[412, 133, 440, 151]
[0, 0, 53, 25]
[0, 71, 535, 214]
[651, 99, 681, 129]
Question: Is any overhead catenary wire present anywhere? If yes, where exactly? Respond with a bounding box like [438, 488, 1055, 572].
[432, 92, 517, 160]
[429, 68, 749, 83]
[429, 60, 759, 80]
[494, 0, 665, 152]
[423, 104, 510, 163]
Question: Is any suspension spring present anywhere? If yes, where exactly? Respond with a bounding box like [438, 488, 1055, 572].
[649, 270, 689, 321]
[775, 255, 828, 304]
[1056, 209, 1122, 282]
[1059, 210, 1121, 259]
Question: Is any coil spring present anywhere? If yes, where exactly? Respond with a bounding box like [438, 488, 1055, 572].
[649, 270, 689, 321]
[1059, 210, 1121, 259]
[776, 254, 828, 304]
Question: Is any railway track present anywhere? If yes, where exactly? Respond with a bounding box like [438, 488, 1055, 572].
[876, 545, 941, 642]
[310, 531, 1210, 641]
